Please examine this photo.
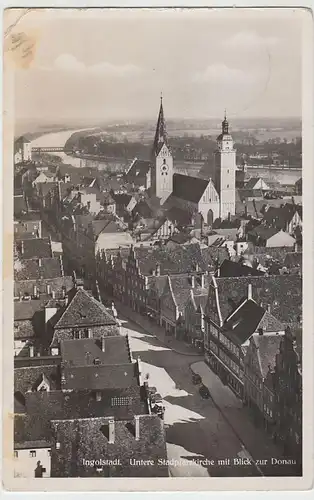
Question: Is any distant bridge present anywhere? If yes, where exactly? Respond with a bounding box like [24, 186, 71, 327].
[31, 147, 65, 153]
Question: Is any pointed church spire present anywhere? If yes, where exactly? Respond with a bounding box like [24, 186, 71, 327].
[152, 94, 167, 156]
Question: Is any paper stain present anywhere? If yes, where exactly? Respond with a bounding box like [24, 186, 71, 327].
[4, 30, 37, 69]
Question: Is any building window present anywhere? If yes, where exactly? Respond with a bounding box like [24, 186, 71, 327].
[73, 329, 80, 339]
[14, 451, 18, 458]
[29, 450, 36, 458]
[48, 449, 51, 456]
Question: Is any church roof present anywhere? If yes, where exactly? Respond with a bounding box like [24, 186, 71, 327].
[172, 174, 210, 203]
[152, 97, 168, 156]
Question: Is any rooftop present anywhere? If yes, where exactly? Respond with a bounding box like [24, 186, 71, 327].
[60, 336, 131, 367]
[223, 298, 284, 345]
[54, 288, 118, 329]
[63, 362, 138, 390]
[212, 274, 302, 326]
[14, 257, 63, 281]
[172, 174, 210, 203]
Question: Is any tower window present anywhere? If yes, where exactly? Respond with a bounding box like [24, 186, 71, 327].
[227, 170, 229, 173]
[227, 184, 229, 188]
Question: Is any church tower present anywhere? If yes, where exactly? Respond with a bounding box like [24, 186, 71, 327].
[214, 112, 236, 220]
[151, 96, 173, 205]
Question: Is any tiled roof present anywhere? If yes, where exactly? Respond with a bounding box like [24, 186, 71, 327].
[14, 298, 48, 321]
[218, 259, 265, 277]
[112, 193, 133, 206]
[50, 414, 168, 477]
[172, 174, 209, 203]
[223, 299, 284, 344]
[163, 275, 208, 312]
[133, 243, 210, 275]
[247, 225, 280, 240]
[168, 232, 192, 245]
[14, 195, 28, 215]
[238, 189, 264, 201]
[15, 211, 42, 222]
[60, 336, 131, 367]
[16, 238, 52, 259]
[14, 386, 146, 447]
[214, 274, 302, 325]
[252, 335, 282, 378]
[14, 257, 63, 281]
[262, 204, 302, 230]
[146, 275, 168, 296]
[14, 276, 73, 300]
[202, 246, 229, 266]
[14, 414, 51, 448]
[14, 364, 61, 395]
[54, 288, 118, 328]
[284, 252, 302, 269]
[127, 159, 151, 178]
[132, 200, 154, 219]
[165, 207, 194, 227]
[63, 362, 137, 390]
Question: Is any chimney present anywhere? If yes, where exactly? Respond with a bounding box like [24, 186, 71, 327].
[75, 279, 84, 290]
[51, 290, 56, 299]
[38, 258, 42, 267]
[101, 337, 106, 352]
[267, 304, 271, 313]
[195, 263, 200, 272]
[29, 345, 34, 357]
[61, 287, 66, 298]
[200, 273, 205, 288]
[46, 284, 51, 295]
[33, 285, 38, 298]
[190, 275, 195, 288]
[96, 391, 102, 402]
[247, 283, 252, 300]
[108, 419, 115, 444]
[134, 415, 140, 441]
[156, 263, 161, 276]
[21, 241, 24, 255]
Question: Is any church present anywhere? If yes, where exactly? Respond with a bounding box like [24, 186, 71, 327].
[126, 97, 236, 225]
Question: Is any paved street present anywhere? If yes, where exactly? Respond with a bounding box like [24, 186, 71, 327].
[118, 312, 271, 477]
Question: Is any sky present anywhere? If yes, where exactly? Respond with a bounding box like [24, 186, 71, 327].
[5, 8, 304, 126]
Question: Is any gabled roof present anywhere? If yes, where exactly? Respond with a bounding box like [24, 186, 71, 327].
[15, 135, 31, 144]
[247, 225, 281, 240]
[126, 159, 151, 180]
[14, 365, 61, 395]
[54, 288, 118, 328]
[262, 204, 302, 230]
[172, 174, 210, 203]
[213, 274, 302, 325]
[223, 298, 284, 344]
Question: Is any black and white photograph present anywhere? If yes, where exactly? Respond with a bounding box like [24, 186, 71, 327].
[2, 6, 313, 490]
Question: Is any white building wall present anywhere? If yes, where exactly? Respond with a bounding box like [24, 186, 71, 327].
[14, 448, 51, 478]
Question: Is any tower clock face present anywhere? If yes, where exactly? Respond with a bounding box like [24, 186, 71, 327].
[161, 163, 169, 175]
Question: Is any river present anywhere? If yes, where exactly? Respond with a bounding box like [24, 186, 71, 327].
[30, 128, 302, 185]
[30, 128, 94, 168]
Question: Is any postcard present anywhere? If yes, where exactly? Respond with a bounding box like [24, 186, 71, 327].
[2, 6, 313, 493]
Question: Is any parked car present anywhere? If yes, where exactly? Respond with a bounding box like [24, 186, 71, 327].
[192, 373, 202, 385]
[199, 384, 210, 399]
